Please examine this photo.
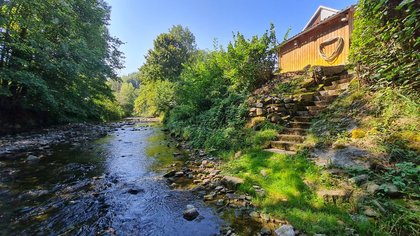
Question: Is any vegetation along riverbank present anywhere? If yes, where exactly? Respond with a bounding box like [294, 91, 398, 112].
[1, 0, 418, 235]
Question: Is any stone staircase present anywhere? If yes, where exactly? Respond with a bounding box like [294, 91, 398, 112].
[266, 73, 354, 154]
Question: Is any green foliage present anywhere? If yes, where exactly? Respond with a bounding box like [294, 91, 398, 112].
[382, 162, 420, 195]
[140, 25, 196, 83]
[223, 23, 277, 92]
[93, 96, 125, 121]
[109, 72, 140, 116]
[350, 0, 420, 90]
[115, 82, 138, 115]
[134, 79, 176, 116]
[134, 25, 196, 116]
[161, 25, 277, 151]
[0, 0, 123, 124]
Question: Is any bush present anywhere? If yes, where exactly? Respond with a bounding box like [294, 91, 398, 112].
[350, 0, 420, 90]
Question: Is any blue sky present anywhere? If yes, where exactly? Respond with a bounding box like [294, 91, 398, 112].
[106, 0, 357, 76]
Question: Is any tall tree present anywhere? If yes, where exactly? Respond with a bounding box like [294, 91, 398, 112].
[0, 0, 123, 124]
[139, 25, 196, 83]
[134, 25, 197, 116]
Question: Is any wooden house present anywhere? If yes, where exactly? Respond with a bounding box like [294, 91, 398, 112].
[278, 5, 356, 72]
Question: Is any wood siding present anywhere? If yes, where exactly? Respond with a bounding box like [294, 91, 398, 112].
[278, 8, 354, 72]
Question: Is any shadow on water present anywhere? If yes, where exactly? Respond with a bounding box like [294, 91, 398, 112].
[0, 122, 222, 235]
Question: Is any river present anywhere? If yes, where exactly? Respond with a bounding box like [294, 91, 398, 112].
[0, 121, 224, 235]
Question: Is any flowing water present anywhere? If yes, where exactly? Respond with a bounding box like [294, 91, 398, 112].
[0, 122, 223, 235]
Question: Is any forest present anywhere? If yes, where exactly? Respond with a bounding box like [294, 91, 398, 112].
[0, 0, 419, 235]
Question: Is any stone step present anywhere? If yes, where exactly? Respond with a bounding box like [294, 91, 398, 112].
[296, 110, 310, 116]
[332, 76, 353, 86]
[324, 82, 350, 91]
[277, 134, 306, 142]
[319, 89, 343, 97]
[264, 148, 296, 155]
[306, 106, 327, 113]
[315, 95, 338, 102]
[289, 121, 311, 129]
[314, 101, 330, 107]
[282, 128, 307, 135]
[270, 141, 301, 151]
[292, 116, 312, 122]
[322, 75, 342, 86]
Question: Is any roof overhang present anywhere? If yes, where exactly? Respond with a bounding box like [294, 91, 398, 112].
[302, 5, 339, 31]
[277, 5, 356, 51]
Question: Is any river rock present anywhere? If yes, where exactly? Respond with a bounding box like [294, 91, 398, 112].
[163, 170, 177, 178]
[127, 188, 143, 195]
[26, 155, 41, 163]
[175, 171, 184, 177]
[275, 225, 295, 236]
[215, 199, 224, 206]
[183, 205, 199, 221]
[222, 176, 244, 189]
[203, 193, 215, 201]
[249, 211, 260, 219]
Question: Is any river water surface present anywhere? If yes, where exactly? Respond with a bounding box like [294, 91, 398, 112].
[0, 122, 223, 235]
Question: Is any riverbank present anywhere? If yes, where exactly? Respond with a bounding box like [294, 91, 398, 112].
[158, 135, 298, 236]
[160, 130, 417, 236]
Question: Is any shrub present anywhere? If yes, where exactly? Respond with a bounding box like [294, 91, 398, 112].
[350, 0, 420, 90]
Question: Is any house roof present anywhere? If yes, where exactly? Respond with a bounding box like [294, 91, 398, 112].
[278, 5, 355, 50]
[302, 6, 340, 31]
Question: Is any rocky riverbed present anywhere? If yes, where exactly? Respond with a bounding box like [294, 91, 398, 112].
[0, 118, 301, 236]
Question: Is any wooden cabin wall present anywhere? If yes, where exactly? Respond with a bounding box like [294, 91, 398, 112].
[278, 16, 351, 73]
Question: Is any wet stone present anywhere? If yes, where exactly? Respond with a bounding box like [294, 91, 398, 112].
[26, 155, 41, 163]
[127, 188, 143, 195]
[183, 205, 199, 221]
[174, 171, 184, 177]
[163, 170, 177, 178]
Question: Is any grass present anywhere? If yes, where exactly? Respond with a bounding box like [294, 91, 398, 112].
[221, 149, 382, 235]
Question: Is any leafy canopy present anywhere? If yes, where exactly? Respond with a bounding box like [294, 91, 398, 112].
[0, 0, 124, 124]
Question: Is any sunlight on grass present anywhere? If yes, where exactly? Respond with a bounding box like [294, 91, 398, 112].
[222, 149, 377, 234]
